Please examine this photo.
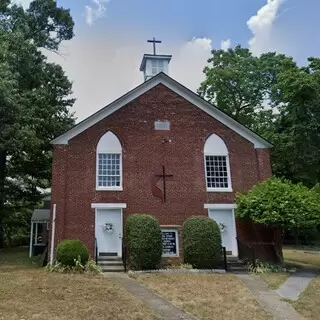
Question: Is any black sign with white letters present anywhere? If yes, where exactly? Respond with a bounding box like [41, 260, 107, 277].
[162, 231, 177, 255]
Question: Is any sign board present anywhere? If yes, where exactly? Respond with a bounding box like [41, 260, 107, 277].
[162, 230, 178, 256]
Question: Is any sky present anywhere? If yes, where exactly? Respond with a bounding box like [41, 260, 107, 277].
[14, 0, 320, 121]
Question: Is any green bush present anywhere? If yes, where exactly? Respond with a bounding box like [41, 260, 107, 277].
[183, 216, 222, 269]
[46, 258, 101, 274]
[56, 240, 89, 266]
[126, 214, 162, 270]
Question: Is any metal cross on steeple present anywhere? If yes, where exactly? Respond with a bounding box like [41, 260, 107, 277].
[147, 37, 162, 55]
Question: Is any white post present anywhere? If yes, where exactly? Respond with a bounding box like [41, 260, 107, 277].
[29, 222, 34, 258]
[49, 204, 57, 265]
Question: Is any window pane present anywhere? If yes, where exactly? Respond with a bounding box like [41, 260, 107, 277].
[98, 153, 121, 187]
[205, 155, 229, 189]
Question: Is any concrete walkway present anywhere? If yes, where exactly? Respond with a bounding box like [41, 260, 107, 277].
[105, 273, 199, 320]
[236, 274, 301, 320]
[276, 270, 317, 301]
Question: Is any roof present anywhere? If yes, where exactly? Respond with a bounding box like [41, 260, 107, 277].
[51, 72, 272, 148]
[42, 195, 51, 201]
[31, 209, 50, 222]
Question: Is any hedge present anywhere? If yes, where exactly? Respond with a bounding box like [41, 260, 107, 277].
[56, 240, 89, 266]
[125, 214, 162, 270]
[183, 216, 222, 269]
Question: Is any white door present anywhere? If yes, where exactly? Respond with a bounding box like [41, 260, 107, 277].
[95, 209, 122, 256]
[208, 209, 238, 256]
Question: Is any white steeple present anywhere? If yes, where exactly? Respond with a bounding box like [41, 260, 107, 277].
[139, 38, 172, 81]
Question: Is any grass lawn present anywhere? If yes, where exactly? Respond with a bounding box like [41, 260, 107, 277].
[137, 273, 272, 320]
[0, 248, 158, 320]
[283, 248, 320, 267]
[259, 272, 291, 290]
[291, 276, 320, 320]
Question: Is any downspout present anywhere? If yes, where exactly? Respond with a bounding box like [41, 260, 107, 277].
[49, 204, 57, 264]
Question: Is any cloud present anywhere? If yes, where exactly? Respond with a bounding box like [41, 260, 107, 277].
[247, 0, 283, 55]
[45, 36, 213, 121]
[221, 39, 231, 51]
[85, 0, 110, 25]
[11, 0, 31, 8]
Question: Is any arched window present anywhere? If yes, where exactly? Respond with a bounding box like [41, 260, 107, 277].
[204, 134, 232, 192]
[96, 131, 122, 190]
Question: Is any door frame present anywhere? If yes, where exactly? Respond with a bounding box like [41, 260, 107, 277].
[204, 203, 238, 256]
[92, 203, 126, 257]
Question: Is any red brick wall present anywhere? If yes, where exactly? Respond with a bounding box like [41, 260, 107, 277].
[50, 84, 272, 259]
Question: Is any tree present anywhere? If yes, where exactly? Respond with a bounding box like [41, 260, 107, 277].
[270, 59, 320, 186]
[236, 177, 320, 261]
[198, 46, 320, 187]
[198, 46, 296, 129]
[0, 0, 75, 248]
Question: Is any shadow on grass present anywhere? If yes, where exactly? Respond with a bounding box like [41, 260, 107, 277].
[0, 247, 40, 271]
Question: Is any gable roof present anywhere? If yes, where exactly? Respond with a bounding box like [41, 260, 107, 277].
[51, 72, 272, 148]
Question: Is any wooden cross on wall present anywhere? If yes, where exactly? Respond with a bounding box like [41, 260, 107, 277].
[155, 166, 173, 202]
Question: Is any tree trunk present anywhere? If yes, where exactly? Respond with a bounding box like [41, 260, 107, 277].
[0, 150, 7, 249]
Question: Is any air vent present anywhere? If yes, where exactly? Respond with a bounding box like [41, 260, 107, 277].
[155, 120, 170, 131]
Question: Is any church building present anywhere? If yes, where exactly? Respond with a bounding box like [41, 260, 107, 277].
[49, 39, 274, 266]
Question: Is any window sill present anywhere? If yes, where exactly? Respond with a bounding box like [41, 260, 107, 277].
[96, 187, 123, 192]
[206, 188, 233, 193]
[162, 254, 179, 258]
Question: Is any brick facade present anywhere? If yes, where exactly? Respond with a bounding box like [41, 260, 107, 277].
[50, 84, 274, 261]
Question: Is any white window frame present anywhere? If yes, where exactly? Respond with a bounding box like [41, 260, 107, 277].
[96, 131, 123, 191]
[204, 154, 232, 192]
[151, 60, 164, 75]
[204, 134, 232, 192]
[96, 153, 123, 191]
[161, 229, 179, 257]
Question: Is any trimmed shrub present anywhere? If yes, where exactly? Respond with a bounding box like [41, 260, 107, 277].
[56, 240, 89, 266]
[183, 216, 222, 269]
[126, 214, 162, 270]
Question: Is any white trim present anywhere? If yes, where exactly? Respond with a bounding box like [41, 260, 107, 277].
[207, 206, 238, 256]
[204, 153, 232, 192]
[94, 207, 123, 257]
[49, 204, 57, 264]
[91, 203, 127, 209]
[51, 73, 272, 148]
[161, 228, 179, 257]
[96, 187, 123, 191]
[204, 203, 237, 209]
[207, 188, 233, 193]
[96, 152, 123, 191]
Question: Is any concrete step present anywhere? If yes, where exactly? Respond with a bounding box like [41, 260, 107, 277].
[98, 256, 122, 262]
[99, 252, 118, 257]
[100, 265, 125, 272]
[98, 260, 123, 266]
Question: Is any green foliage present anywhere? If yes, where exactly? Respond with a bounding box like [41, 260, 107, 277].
[247, 260, 286, 274]
[125, 214, 162, 270]
[236, 177, 320, 230]
[182, 216, 222, 269]
[167, 263, 193, 270]
[56, 240, 89, 267]
[198, 46, 295, 128]
[0, 0, 75, 247]
[46, 258, 101, 274]
[198, 46, 320, 188]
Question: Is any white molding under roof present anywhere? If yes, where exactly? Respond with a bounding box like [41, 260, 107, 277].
[91, 203, 127, 209]
[204, 203, 237, 209]
[51, 73, 272, 148]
